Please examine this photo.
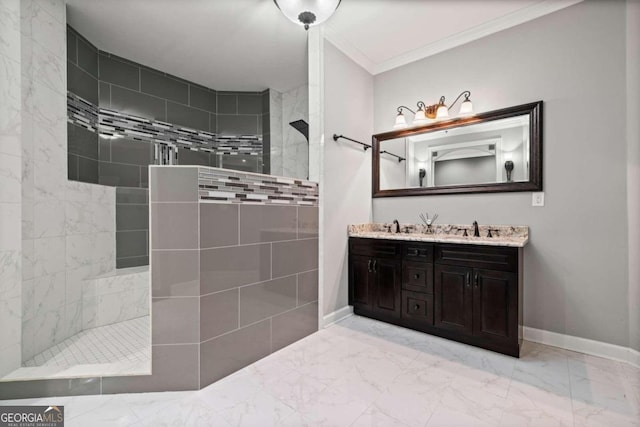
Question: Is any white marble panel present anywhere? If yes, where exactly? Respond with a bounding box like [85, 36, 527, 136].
[92, 183, 116, 206]
[33, 236, 65, 277]
[33, 271, 66, 311]
[0, 0, 21, 63]
[21, 278, 34, 320]
[23, 80, 66, 145]
[65, 301, 82, 337]
[0, 202, 21, 251]
[93, 232, 115, 271]
[0, 249, 21, 294]
[0, 55, 21, 139]
[64, 200, 94, 236]
[281, 84, 309, 180]
[65, 180, 93, 202]
[0, 284, 21, 348]
[33, 199, 65, 238]
[0, 342, 21, 378]
[92, 201, 115, 233]
[66, 234, 95, 270]
[66, 265, 92, 304]
[0, 146, 20, 202]
[20, 0, 65, 58]
[21, 238, 34, 280]
[33, 144, 66, 201]
[22, 306, 65, 359]
[21, 35, 65, 95]
[0, 134, 21, 159]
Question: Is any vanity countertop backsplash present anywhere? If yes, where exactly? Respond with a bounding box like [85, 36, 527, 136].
[348, 223, 529, 247]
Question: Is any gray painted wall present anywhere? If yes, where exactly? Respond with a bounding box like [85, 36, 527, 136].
[627, 0, 640, 352]
[373, 1, 630, 346]
[322, 41, 373, 317]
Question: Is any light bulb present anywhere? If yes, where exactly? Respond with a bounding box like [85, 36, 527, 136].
[394, 112, 407, 129]
[435, 105, 449, 119]
[459, 99, 473, 115]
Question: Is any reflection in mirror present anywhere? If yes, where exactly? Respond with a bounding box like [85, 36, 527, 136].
[380, 115, 530, 190]
[373, 102, 542, 197]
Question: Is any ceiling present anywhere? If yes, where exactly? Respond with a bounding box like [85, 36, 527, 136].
[66, 0, 582, 92]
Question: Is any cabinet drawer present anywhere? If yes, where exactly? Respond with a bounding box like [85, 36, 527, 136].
[349, 238, 401, 259]
[402, 261, 433, 293]
[402, 290, 433, 325]
[435, 244, 518, 272]
[403, 242, 433, 262]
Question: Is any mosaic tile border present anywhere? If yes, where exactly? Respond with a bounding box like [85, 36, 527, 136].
[67, 92, 262, 156]
[198, 167, 318, 206]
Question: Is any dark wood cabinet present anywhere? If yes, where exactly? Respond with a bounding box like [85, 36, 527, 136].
[348, 241, 402, 322]
[434, 264, 473, 334]
[349, 237, 523, 357]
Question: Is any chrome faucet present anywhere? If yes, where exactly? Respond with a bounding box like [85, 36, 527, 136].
[473, 221, 480, 237]
[393, 219, 400, 233]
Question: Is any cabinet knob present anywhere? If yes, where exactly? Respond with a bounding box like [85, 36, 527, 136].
[474, 274, 479, 287]
[408, 249, 419, 256]
[414, 273, 420, 279]
[414, 304, 420, 310]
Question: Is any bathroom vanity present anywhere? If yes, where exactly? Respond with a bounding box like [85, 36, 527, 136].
[348, 223, 528, 357]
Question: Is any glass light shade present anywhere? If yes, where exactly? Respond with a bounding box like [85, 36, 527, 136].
[435, 105, 449, 119]
[504, 152, 513, 161]
[274, 0, 341, 29]
[394, 113, 407, 129]
[413, 109, 428, 125]
[459, 99, 473, 115]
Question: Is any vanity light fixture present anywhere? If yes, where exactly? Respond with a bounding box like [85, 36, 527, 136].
[419, 168, 426, 187]
[273, 0, 341, 30]
[393, 91, 473, 128]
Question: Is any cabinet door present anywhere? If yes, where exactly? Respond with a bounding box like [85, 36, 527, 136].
[472, 268, 518, 344]
[434, 264, 473, 334]
[373, 258, 402, 319]
[349, 255, 373, 310]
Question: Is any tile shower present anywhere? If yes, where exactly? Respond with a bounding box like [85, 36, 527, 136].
[0, 0, 317, 398]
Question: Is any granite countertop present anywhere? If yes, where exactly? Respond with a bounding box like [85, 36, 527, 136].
[348, 223, 529, 247]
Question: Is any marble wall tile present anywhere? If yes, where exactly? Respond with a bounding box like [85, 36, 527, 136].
[21, 239, 34, 280]
[0, 343, 20, 378]
[34, 200, 65, 238]
[21, 36, 65, 95]
[0, 134, 21, 159]
[66, 234, 94, 270]
[0, 0, 21, 63]
[0, 203, 22, 251]
[33, 271, 66, 312]
[21, 278, 34, 320]
[0, 57, 21, 140]
[0, 249, 21, 294]
[0, 153, 21, 203]
[65, 301, 82, 337]
[66, 265, 92, 304]
[0, 285, 21, 353]
[22, 306, 65, 360]
[20, 0, 64, 58]
[281, 84, 309, 180]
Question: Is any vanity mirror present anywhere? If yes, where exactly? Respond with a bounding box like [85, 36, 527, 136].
[373, 101, 542, 197]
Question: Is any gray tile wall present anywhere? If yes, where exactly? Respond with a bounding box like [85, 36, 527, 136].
[67, 24, 271, 191]
[115, 187, 149, 268]
[151, 166, 319, 389]
[0, 166, 319, 399]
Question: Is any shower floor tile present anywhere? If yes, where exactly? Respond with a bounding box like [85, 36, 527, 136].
[2, 316, 150, 381]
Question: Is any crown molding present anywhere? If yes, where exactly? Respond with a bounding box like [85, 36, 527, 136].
[323, 25, 376, 74]
[324, 0, 583, 76]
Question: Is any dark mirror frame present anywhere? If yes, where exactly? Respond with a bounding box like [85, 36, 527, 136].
[372, 101, 543, 197]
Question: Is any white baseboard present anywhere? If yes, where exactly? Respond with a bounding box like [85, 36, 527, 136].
[524, 326, 640, 368]
[322, 306, 353, 328]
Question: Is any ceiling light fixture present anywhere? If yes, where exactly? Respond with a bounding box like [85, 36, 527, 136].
[394, 91, 474, 128]
[273, 0, 341, 30]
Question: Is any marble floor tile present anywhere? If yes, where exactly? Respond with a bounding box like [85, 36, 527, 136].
[1, 315, 638, 427]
